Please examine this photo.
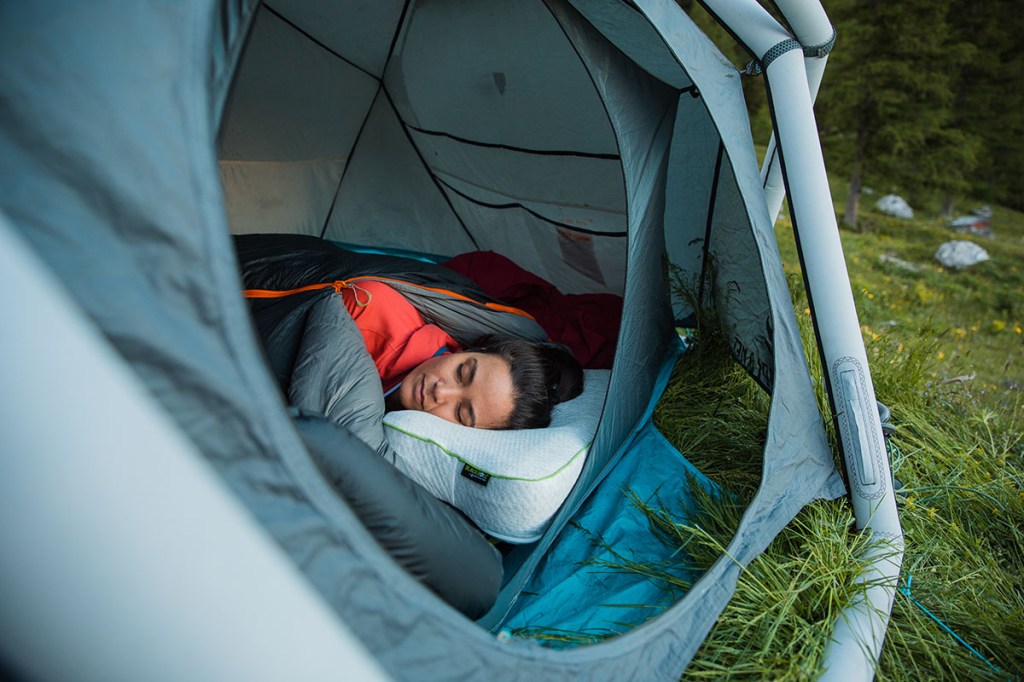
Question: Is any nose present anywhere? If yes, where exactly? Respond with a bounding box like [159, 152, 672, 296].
[432, 380, 460, 405]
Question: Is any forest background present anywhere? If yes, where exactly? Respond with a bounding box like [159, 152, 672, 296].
[683, 0, 1024, 228]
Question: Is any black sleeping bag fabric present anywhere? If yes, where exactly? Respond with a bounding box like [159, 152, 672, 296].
[236, 233, 485, 298]
[236, 234, 521, 617]
[236, 233, 549, 346]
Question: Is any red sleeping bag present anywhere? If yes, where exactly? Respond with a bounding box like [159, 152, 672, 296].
[442, 251, 623, 369]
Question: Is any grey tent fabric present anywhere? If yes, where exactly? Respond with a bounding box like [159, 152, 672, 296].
[0, 0, 845, 679]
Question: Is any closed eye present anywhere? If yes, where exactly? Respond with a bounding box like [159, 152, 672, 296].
[457, 401, 474, 427]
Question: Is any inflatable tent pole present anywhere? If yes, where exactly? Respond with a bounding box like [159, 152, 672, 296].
[755, 0, 835, 224]
[699, 2, 905, 679]
[0, 217, 391, 682]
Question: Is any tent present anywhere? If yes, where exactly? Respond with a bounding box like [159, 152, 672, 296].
[0, 0, 903, 680]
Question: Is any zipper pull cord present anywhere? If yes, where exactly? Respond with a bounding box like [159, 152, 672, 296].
[334, 280, 373, 307]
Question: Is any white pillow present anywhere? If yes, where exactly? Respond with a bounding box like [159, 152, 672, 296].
[383, 370, 609, 543]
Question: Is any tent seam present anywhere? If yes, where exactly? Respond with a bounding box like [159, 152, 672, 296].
[263, 2, 378, 80]
[406, 125, 620, 160]
[697, 142, 725, 306]
[434, 177, 627, 237]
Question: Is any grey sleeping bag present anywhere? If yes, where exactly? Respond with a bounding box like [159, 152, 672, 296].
[286, 293, 390, 457]
[252, 287, 503, 617]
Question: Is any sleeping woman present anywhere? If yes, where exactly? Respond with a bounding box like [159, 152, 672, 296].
[235, 233, 583, 436]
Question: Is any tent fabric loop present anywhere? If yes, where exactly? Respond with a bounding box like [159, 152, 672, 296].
[744, 28, 835, 76]
[760, 38, 802, 71]
[743, 39, 802, 76]
[803, 27, 836, 59]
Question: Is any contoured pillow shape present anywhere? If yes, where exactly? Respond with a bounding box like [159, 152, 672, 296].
[383, 370, 609, 543]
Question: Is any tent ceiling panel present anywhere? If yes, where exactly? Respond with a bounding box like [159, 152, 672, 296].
[442, 191, 627, 297]
[325, 92, 473, 255]
[569, 0, 695, 90]
[409, 130, 626, 218]
[267, 0, 405, 78]
[385, 1, 616, 155]
[218, 8, 379, 162]
[220, 159, 344, 236]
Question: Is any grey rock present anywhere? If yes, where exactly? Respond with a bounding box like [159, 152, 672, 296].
[875, 194, 914, 219]
[934, 240, 990, 270]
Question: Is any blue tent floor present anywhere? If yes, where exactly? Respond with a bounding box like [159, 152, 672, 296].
[500, 419, 719, 644]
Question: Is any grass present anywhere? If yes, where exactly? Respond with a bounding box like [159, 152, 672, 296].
[794, 206, 1024, 408]
[661, 199, 1024, 680]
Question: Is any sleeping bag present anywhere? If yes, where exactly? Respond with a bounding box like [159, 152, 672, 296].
[234, 233, 553, 616]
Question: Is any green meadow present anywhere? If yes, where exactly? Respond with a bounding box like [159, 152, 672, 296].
[657, 198, 1023, 680]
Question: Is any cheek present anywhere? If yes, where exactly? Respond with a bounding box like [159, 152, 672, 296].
[399, 376, 416, 409]
[429, 404, 458, 425]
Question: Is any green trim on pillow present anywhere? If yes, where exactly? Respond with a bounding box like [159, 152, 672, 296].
[382, 422, 591, 482]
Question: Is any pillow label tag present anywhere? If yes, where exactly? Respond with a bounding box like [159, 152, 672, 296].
[460, 464, 491, 486]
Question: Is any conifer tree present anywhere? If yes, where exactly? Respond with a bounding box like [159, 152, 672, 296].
[816, 0, 975, 229]
[947, 0, 1024, 212]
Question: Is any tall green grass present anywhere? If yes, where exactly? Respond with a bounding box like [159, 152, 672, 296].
[659, 203, 1024, 679]
[655, 268, 1024, 679]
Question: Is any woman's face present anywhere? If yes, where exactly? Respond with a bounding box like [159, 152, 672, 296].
[395, 351, 515, 429]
